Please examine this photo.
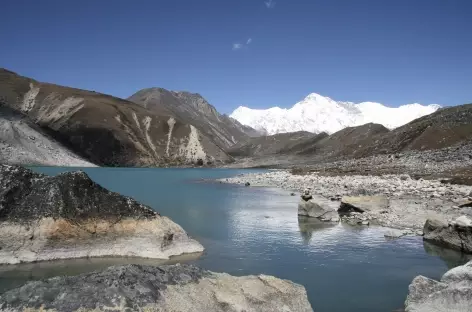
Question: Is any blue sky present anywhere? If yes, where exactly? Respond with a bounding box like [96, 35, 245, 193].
[1, 0, 470, 113]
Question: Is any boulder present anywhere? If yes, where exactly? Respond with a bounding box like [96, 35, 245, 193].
[404, 260, 472, 312]
[298, 192, 339, 222]
[0, 165, 204, 264]
[0, 264, 314, 312]
[338, 195, 389, 214]
[423, 216, 472, 254]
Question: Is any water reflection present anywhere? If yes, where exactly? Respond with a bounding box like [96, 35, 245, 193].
[298, 216, 337, 243]
[423, 241, 472, 269]
[0, 252, 202, 294]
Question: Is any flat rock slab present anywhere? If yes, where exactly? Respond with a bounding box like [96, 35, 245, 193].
[0, 264, 314, 312]
[339, 195, 389, 214]
[405, 260, 472, 312]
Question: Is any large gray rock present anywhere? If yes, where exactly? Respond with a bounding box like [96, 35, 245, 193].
[0, 264, 314, 312]
[404, 260, 472, 312]
[338, 195, 389, 214]
[0, 165, 204, 264]
[423, 216, 472, 254]
[298, 191, 339, 222]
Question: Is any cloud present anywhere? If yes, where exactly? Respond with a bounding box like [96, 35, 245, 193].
[265, 0, 276, 9]
[232, 38, 252, 51]
[232, 43, 243, 50]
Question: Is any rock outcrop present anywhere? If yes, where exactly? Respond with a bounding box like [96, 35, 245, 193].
[0, 68, 232, 166]
[0, 264, 313, 312]
[0, 165, 203, 264]
[423, 216, 472, 254]
[298, 190, 339, 222]
[404, 260, 472, 312]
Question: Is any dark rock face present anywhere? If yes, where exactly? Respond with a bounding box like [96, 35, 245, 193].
[0, 165, 156, 223]
[0, 264, 207, 312]
[0, 165, 204, 264]
[423, 217, 472, 254]
[0, 264, 314, 312]
[128, 88, 260, 149]
[0, 68, 232, 166]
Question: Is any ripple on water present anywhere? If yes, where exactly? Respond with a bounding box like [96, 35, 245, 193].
[3, 167, 470, 312]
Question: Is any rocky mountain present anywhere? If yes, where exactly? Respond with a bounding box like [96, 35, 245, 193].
[128, 88, 260, 149]
[228, 103, 472, 164]
[230, 93, 441, 135]
[0, 105, 94, 167]
[0, 69, 232, 166]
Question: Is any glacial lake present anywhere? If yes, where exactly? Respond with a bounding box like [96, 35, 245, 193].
[1, 167, 471, 312]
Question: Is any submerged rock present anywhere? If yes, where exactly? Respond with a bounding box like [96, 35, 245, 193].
[385, 229, 409, 239]
[0, 165, 204, 264]
[0, 264, 314, 312]
[404, 260, 472, 312]
[423, 216, 472, 254]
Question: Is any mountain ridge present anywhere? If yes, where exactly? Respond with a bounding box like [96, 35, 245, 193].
[230, 93, 441, 135]
[0, 68, 233, 167]
[128, 88, 261, 149]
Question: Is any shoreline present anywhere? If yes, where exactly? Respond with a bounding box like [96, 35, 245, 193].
[219, 170, 472, 232]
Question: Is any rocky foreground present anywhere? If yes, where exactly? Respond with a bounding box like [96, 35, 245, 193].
[221, 170, 472, 231]
[405, 260, 472, 312]
[0, 165, 203, 264]
[0, 264, 313, 312]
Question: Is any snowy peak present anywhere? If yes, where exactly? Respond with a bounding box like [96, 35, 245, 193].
[229, 94, 441, 135]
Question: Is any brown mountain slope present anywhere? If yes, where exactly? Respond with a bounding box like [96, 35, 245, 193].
[0, 69, 232, 166]
[128, 88, 260, 149]
[296, 123, 390, 159]
[228, 131, 324, 157]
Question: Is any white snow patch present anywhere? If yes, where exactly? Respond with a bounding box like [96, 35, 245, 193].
[230, 93, 441, 135]
[166, 117, 176, 157]
[21, 83, 40, 112]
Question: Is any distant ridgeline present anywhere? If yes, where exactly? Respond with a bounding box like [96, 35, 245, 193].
[1, 68, 471, 167]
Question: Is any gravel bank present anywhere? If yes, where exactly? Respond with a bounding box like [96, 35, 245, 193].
[220, 170, 472, 231]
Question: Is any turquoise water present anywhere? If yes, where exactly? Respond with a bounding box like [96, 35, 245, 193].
[1, 167, 470, 312]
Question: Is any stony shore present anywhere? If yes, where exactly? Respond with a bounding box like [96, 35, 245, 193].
[220, 170, 472, 232]
[0, 264, 314, 312]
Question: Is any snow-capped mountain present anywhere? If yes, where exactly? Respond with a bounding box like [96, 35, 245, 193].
[230, 93, 441, 135]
